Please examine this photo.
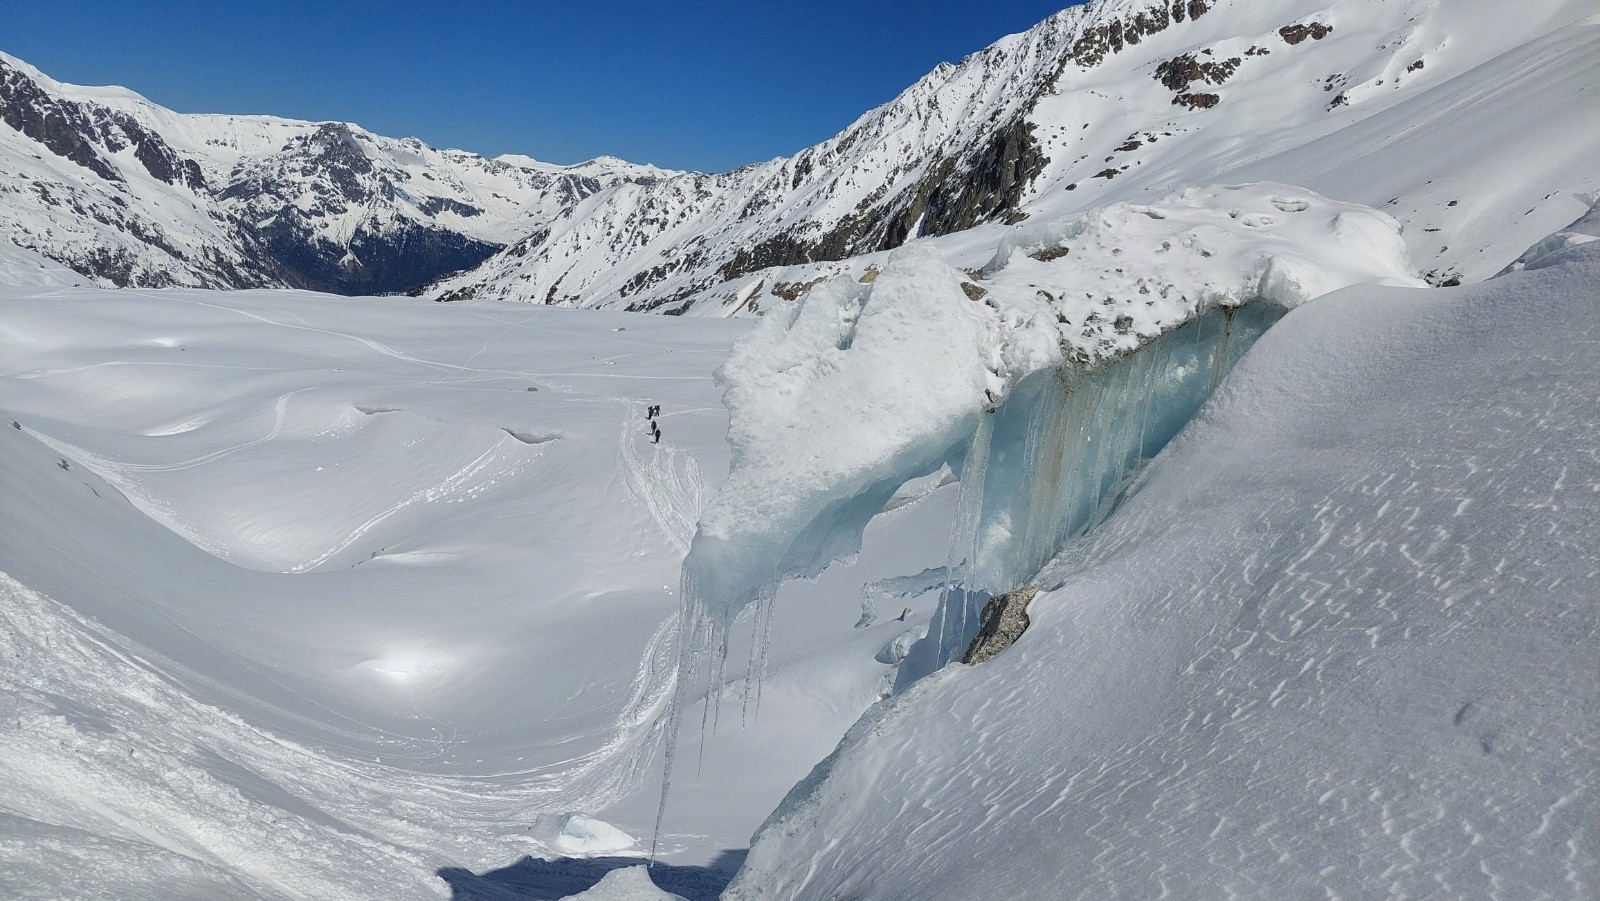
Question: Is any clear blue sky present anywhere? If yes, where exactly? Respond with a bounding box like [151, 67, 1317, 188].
[3, 0, 1082, 173]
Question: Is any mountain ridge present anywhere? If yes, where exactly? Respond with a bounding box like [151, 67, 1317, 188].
[0, 49, 670, 294]
[2, 0, 1597, 306]
[424, 0, 1598, 313]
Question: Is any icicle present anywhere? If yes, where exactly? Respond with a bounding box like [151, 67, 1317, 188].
[657, 301, 1291, 860]
[742, 585, 779, 725]
[934, 413, 994, 666]
[1209, 307, 1235, 396]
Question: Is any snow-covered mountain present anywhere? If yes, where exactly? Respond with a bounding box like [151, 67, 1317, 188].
[0, 52, 669, 294]
[428, 0, 1598, 312]
[8, 0, 1594, 306]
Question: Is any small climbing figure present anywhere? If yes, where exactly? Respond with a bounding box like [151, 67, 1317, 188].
[652, 423, 661, 444]
[898, 606, 913, 622]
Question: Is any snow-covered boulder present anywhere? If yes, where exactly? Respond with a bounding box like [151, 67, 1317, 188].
[552, 814, 640, 856]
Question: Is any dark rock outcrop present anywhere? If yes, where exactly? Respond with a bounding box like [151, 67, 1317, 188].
[962, 586, 1039, 664]
[1279, 22, 1334, 45]
[0, 57, 656, 294]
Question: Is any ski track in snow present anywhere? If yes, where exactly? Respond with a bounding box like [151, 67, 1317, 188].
[618, 401, 707, 556]
[290, 440, 523, 574]
[0, 281, 771, 897]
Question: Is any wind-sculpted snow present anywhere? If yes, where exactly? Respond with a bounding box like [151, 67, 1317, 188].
[0, 277, 944, 899]
[1500, 192, 1600, 275]
[0, 267, 970, 897]
[727, 243, 1600, 901]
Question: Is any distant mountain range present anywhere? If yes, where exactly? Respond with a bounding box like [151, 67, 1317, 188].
[0, 51, 668, 295]
[3, 0, 1596, 308]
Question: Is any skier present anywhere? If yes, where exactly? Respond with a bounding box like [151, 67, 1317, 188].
[652, 424, 661, 444]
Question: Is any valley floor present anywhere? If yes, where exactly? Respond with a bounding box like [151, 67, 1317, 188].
[0, 255, 957, 899]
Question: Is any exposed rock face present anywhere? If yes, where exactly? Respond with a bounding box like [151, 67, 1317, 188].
[438, 0, 1586, 313]
[8, 0, 1592, 305]
[961, 586, 1039, 665]
[1176, 92, 1222, 109]
[1154, 51, 1240, 104]
[217, 124, 509, 294]
[0, 62, 204, 190]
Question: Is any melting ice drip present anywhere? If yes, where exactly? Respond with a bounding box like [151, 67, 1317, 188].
[922, 302, 1283, 672]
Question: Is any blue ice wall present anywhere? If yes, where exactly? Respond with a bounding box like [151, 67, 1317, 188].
[926, 302, 1285, 669]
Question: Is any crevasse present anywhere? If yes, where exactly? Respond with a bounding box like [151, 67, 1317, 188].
[652, 184, 1421, 851]
[915, 302, 1283, 677]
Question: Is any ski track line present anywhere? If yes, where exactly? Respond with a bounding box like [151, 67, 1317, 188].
[292, 437, 522, 573]
[616, 401, 705, 556]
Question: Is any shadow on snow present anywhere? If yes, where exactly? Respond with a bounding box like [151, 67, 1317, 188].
[438, 850, 747, 900]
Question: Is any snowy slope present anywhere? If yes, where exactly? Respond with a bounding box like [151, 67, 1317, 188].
[725, 244, 1600, 899]
[0, 52, 668, 293]
[428, 0, 1599, 311]
[0, 253, 981, 898]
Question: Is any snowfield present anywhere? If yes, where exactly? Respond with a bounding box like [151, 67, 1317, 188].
[4, 219, 1593, 900]
[0, 249, 963, 898]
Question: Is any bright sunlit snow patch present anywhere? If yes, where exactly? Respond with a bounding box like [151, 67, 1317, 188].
[559, 865, 687, 900]
[355, 646, 456, 686]
[553, 813, 641, 856]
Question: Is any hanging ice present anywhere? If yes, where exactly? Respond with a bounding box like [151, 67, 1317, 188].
[654, 184, 1421, 845]
[919, 301, 1284, 674]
